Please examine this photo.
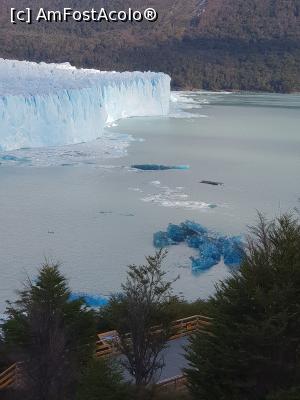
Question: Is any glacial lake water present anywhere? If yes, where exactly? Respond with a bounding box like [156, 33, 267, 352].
[0, 91, 299, 310]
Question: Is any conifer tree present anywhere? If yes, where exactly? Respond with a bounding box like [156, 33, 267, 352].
[186, 214, 300, 400]
[2, 262, 96, 400]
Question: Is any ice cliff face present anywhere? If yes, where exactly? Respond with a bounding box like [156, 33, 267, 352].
[0, 59, 171, 151]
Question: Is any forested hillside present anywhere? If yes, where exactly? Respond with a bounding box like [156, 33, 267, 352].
[0, 0, 299, 92]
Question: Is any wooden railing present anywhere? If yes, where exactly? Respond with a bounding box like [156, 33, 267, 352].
[96, 330, 120, 358]
[0, 363, 19, 390]
[169, 314, 212, 340]
[96, 314, 212, 358]
[1, 315, 211, 390]
[158, 374, 187, 391]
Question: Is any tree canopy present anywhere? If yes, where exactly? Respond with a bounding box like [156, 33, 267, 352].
[2, 262, 96, 400]
[186, 214, 300, 400]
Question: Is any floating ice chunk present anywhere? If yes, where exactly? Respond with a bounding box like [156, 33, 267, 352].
[167, 223, 190, 243]
[132, 164, 189, 171]
[190, 256, 217, 271]
[201, 180, 224, 186]
[184, 220, 208, 235]
[142, 187, 213, 211]
[222, 237, 244, 267]
[129, 187, 143, 192]
[0, 154, 29, 163]
[1, 155, 18, 161]
[186, 235, 205, 249]
[153, 231, 175, 248]
[199, 241, 222, 263]
[143, 195, 212, 210]
[0, 132, 134, 167]
[153, 220, 244, 272]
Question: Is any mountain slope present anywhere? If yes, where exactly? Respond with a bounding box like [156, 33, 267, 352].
[0, 0, 299, 92]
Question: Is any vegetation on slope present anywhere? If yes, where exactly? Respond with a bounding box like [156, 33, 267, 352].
[0, 0, 299, 92]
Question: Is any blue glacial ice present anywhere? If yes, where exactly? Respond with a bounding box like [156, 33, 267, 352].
[153, 221, 244, 271]
[153, 231, 175, 248]
[167, 223, 190, 242]
[70, 293, 108, 308]
[132, 164, 190, 171]
[0, 154, 30, 163]
[0, 59, 171, 151]
[222, 237, 244, 267]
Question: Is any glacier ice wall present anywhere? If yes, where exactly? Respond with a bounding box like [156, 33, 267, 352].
[0, 59, 171, 151]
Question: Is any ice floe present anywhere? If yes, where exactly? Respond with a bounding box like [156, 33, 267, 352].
[153, 221, 244, 271]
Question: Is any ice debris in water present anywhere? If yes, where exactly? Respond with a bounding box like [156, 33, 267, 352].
[153, 221, 244, 271]
[200, 180, 224, 186]
[70, 293, 108, 308]
[0, 154, 29, 163]
[131, 164, 190, 171]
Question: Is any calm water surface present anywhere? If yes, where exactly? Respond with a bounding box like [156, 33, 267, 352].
[0, 91, 299, 310]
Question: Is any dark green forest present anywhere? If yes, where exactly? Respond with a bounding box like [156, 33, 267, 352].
[0, 0, 299, 92]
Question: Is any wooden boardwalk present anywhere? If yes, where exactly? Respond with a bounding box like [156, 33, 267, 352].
[0, 314, 211, 390]
[96, 314, 212, 358]
[0, 363, 19, 390]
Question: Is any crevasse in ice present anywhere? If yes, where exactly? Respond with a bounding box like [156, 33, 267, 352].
[0, 59, 171, 151]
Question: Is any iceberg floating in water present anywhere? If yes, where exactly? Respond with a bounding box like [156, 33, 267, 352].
[200, 180, 224, 186]
[190, 256, 218, 271]
[0, 59, 171, 151]
[70, 293, 108, 308]
[153, 231, 175, 248]
[132, 164, 189, 171]
[222, 237, 244, 267]
[153, 221, 244, 271]
[167, 223, 190, 242]
[0, 154, 30, 163]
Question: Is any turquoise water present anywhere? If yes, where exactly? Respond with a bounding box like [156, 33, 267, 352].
[0, 91, 299, 310]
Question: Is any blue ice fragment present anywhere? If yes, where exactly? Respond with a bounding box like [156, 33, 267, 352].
[216, 236, 227, 250]
[70, 293, 108, 308]
[183, 220, 208, 235]
[190, 241, 222, 272]
[190, 256, 217, 271]
[186, 235, 205, 249]
[132, 164, 189, 171]
[153, 221, 244, 271]
[153, 231, 174, 248]
[199, 241, 222, 264]
[1, 154, 29, 162]
[167, 223, 190, 243]
[223, 237, 244, 267]
[1, 155, 18, 161]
